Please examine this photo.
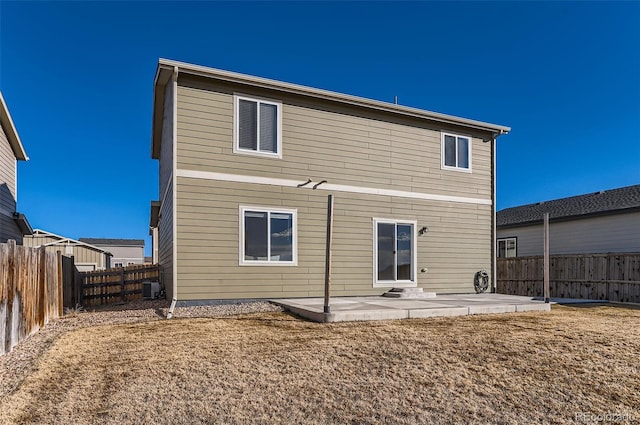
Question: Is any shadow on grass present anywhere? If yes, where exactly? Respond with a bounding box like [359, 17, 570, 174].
[83, 299, 169, 314]
[558, 302, 640, 310]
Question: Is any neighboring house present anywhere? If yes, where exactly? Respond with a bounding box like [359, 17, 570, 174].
[150, 59, 510, 304]
[78, 238, 145, 267]
[24, 229, 112, 271]
[149, 200, 160, 264]
[497, 184, 640, 257]
[0, 91, 32, 243]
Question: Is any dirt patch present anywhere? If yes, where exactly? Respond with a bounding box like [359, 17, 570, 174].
[1, 305, 639, 424]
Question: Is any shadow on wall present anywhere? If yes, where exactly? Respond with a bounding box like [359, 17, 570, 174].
[0, 182, 19, 244]
[0, 183, 16, 210]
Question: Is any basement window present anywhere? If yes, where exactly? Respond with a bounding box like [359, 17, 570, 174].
[441, 132, 471, 172]
[234, 95, 282, 158]
[240, 206, 297, 265]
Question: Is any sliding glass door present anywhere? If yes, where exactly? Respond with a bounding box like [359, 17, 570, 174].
[374, 219, 416, 286]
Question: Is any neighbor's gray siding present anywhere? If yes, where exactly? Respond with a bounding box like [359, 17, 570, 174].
[497, 211, 640, 256]
[0, 214, 22, 244]
[0, 122, 20, 243]
[0, 122, 17, 206]
[94, 245, 144, 264]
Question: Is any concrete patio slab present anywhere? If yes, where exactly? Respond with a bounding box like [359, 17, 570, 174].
[408, 307, 470, 319]
[271, 293, 552, 323]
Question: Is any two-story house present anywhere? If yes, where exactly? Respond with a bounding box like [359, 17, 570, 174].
[150, 59, 510, 305]
[78, 238, 145, 267]
[0, 91, 32, 243]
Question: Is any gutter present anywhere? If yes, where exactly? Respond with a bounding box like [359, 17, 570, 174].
[489, 129, 508, 292]
[491, 135, 497, 293]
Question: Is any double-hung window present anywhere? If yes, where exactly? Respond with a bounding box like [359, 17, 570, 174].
[234, 95, 282, 158]
[497, 238, 517, 258]
[442, 132, 471, 172]
[240, 206, 296, 265]
[373, 218, 417, 286]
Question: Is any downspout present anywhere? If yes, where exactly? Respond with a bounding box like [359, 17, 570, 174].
[167, 65, 179, 319]
[491, 129, 508, 292]
[491, 134, 497, 292]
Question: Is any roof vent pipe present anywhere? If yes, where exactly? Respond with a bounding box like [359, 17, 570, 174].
[394, 96, 398, 105]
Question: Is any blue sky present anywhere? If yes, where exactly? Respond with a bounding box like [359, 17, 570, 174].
[1, 1, 639, 256]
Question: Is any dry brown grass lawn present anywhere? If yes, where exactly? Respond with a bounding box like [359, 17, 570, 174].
[1, 305, 639, 425]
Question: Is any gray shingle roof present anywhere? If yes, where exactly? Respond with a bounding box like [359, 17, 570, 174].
[79, 238, 145, 247]
[497, 184, 640, 227]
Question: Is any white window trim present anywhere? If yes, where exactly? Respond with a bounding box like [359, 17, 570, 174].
[372, 218, 418, 288]
[497, 237, 517, 258]
[239, 205, 297, 266]
[441, 132, 472, 173]
[233, 94, 283, 159]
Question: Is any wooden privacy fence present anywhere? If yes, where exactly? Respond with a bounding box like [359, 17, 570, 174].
[497, 253, 640, 303]
[62, 255, 82, 309]
[0, 240, 62, 355]
[80, 264, 160, 307]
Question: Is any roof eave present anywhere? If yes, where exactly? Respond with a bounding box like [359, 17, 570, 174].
[13, 212, 33, 236]
[150, 200, 160, 228]
[30, 229, 111, 254]
[0, 91, 28, 161]
[157, 58, 511, 136]
[498, 205, 640, 228]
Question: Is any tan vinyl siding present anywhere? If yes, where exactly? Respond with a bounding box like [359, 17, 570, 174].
[158, 179, 174, 299]
[175, 177, 491, 300]
[498, 211, 640, 256]
[157, 76, 176, 299]
[159, 81, 174, 199]
[175, 79, 493, 201]
[71, 247, 107, 268]
[0, 124, 17, 213]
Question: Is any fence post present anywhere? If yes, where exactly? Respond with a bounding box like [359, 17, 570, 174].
[324, 194, 334, 316]
[57, 251, 63, 317]
[38, 246, 47, 327]
[543, 213, 550, 303]
[120, 267, 126, 302]
[4, 240, 16, 354]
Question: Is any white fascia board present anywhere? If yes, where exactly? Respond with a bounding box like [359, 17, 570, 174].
[0, 91, 28, 160]
[158, 58, 511, 136]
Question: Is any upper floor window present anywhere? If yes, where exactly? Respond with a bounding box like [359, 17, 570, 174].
[234, 95, 282, 158]
[441, 132, 471, 172]
[497, 238, 517, 258]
